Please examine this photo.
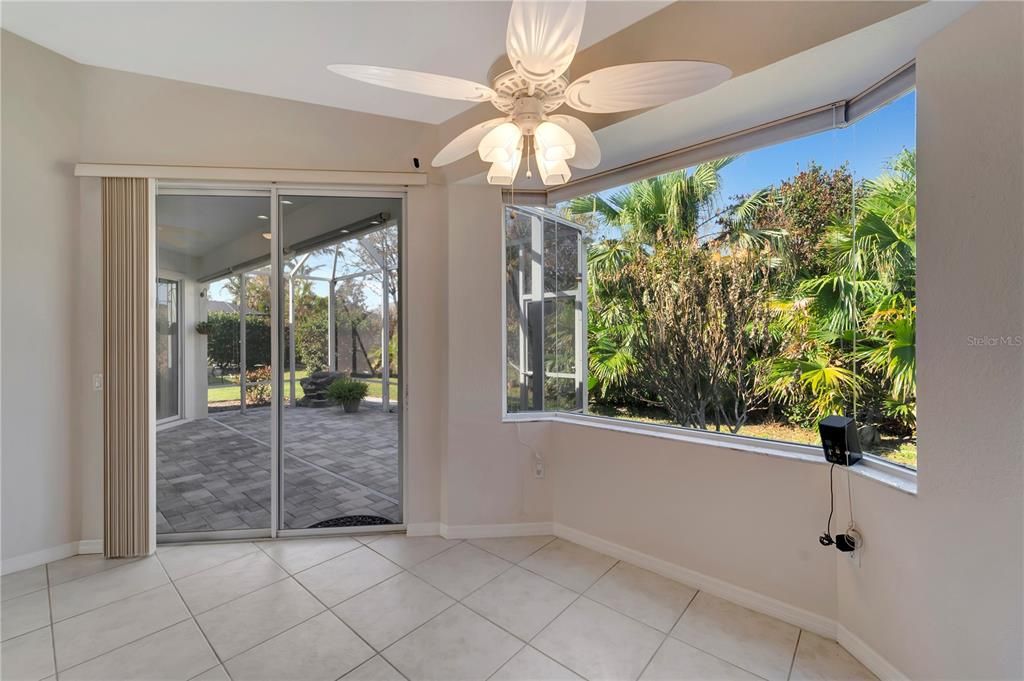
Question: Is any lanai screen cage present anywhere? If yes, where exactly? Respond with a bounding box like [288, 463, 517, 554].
[504, 206, 587, 413]
[203, 222, 398, 413]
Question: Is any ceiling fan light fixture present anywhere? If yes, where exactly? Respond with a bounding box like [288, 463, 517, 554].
[478, 122, 522, 163]
[535, 153, 571, 185]
[487, 147, 523, 185]
[534, 121, 576, 162]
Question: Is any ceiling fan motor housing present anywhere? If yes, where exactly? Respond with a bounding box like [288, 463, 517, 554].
[512, 96, 544, 134]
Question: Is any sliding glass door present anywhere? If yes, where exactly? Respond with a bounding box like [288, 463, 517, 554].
[154, 186, 403, 541]
[278, 194, 402, 531]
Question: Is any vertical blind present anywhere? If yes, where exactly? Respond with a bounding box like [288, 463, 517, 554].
[102, 177, 152, 557]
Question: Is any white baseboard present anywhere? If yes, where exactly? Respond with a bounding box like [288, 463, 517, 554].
[440, 522, 553, 539]
[78, 539, 103, 555]
[553, 523, 837, 639]
[837, 624, 910, 681]
[405, 522, 441, 537]
[1, 539, 102, 575]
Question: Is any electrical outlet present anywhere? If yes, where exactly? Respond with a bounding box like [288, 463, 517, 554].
[92, 373, 104, 391]
[534, 460, 545, 479]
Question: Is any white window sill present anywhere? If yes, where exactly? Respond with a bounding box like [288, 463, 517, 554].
[503, 411, 917, 495]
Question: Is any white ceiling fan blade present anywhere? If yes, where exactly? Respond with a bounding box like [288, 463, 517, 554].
[432, 118, 507, 167]
[327, 64, 495, 102]
[548, 114, 600, 169]
[565, 61, 732, 113]
[506, 0, 586, 84]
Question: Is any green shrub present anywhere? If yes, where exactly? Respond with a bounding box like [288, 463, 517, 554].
[295, 309, 329, 373]
[245, 366, 272, 406]
[326, 378, 369, 404]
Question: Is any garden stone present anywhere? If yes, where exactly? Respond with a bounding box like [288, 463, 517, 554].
[298, 370, 345, 407]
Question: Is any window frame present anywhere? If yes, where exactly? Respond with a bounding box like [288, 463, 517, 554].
[501, 205, 588, 414]
[498, 76, 919, 490]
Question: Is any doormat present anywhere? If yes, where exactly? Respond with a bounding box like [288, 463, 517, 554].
[307, 515, 393, 529]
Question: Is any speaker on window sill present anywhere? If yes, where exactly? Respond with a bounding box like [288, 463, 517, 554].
[818, 415, 862, 466]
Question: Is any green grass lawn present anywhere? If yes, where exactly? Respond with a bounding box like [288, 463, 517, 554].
[208, 371, 398, 405]
[587, 403, 917, 469]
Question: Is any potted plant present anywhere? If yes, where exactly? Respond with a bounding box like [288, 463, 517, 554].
[195, 321, 210, 335]
[326, 378, 369, 413]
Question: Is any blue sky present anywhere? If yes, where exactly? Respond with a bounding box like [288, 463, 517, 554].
[588, 90, 916, 231]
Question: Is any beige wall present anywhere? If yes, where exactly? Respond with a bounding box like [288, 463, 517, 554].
[835, 4, 1024, 679]
[443, 183, 551, 529]
[1, 33, 83, 561]
[1, 32, 449, 557]
[548, 426, 837, 619]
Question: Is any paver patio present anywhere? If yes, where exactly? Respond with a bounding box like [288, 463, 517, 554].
[156, 405, 400, 534]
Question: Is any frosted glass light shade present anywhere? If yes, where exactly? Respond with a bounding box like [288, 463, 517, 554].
[535, 151, 571, 185]
[487, 144, 523, 185]
[487, 158, 521, 185]
[479, 122, 522, 163]
[534, 121, 576, 162]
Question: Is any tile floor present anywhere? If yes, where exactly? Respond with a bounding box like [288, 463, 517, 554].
[0, 535, 877, 681]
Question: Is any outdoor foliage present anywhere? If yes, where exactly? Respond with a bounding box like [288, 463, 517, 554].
[205, 311, 272, 371]
[244, 366, 272, 406]
[327, 377, 370, 404]
[296, 304, 330, 373]
[568, 149, 917, 454]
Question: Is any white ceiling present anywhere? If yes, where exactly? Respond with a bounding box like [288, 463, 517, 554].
[1, 1, 668, 125]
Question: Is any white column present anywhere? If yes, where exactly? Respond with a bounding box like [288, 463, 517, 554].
[239, 273, 247, 413]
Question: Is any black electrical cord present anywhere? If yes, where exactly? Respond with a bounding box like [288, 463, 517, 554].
[819, 463, 836, 547]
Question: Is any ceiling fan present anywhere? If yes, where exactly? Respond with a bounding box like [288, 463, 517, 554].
[328, 1, 731, 186]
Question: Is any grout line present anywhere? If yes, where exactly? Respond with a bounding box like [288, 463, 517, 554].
[153, 551, 227, 669]
[467, 535, 557, 564]
[362, 536, 464, 571]
[254, 537, 363, 577]
[45, 563, 59, 681]
[787, 629, 803, 680]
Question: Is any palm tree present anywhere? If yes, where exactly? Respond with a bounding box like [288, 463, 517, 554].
[566, 158, 734, 399]
[767, 149, 917, 429]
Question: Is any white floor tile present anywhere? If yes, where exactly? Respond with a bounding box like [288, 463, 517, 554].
[189, 665, 230, 681]
[225, 611, 373, 681]
[533, 597, 664, 681]
[60, 619, 217, 681]
[295, 546, 402, 606]
[157, 542, 259, 581]
[369, 535, 461, 569]
[196, 578, 323, 661]
[382, 605, 522, 681]
[671, 592, 800, 681]
[333, 572, 453, 650]
[790, 631, 878, 681]
[257, 537, 361, 574]
[585, 562, 697, 632]
[519, 539, 617, 593]
[412, 542, 512, 599]
[640, 637, 761, 680]
[174, 551, 288, 615]
[46, 555, 138, 587]
[341, 656, 406, 681]
[1, 567, 47, 602]
[1, 589, 51, 641]
[50, 557, 168, 622]
[0, 627, 54, 681]
[469, 536, 556, 563]
[490, 646, 583, 681]
[53, 583, 189, 671]
[463, 566, 577, 640]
